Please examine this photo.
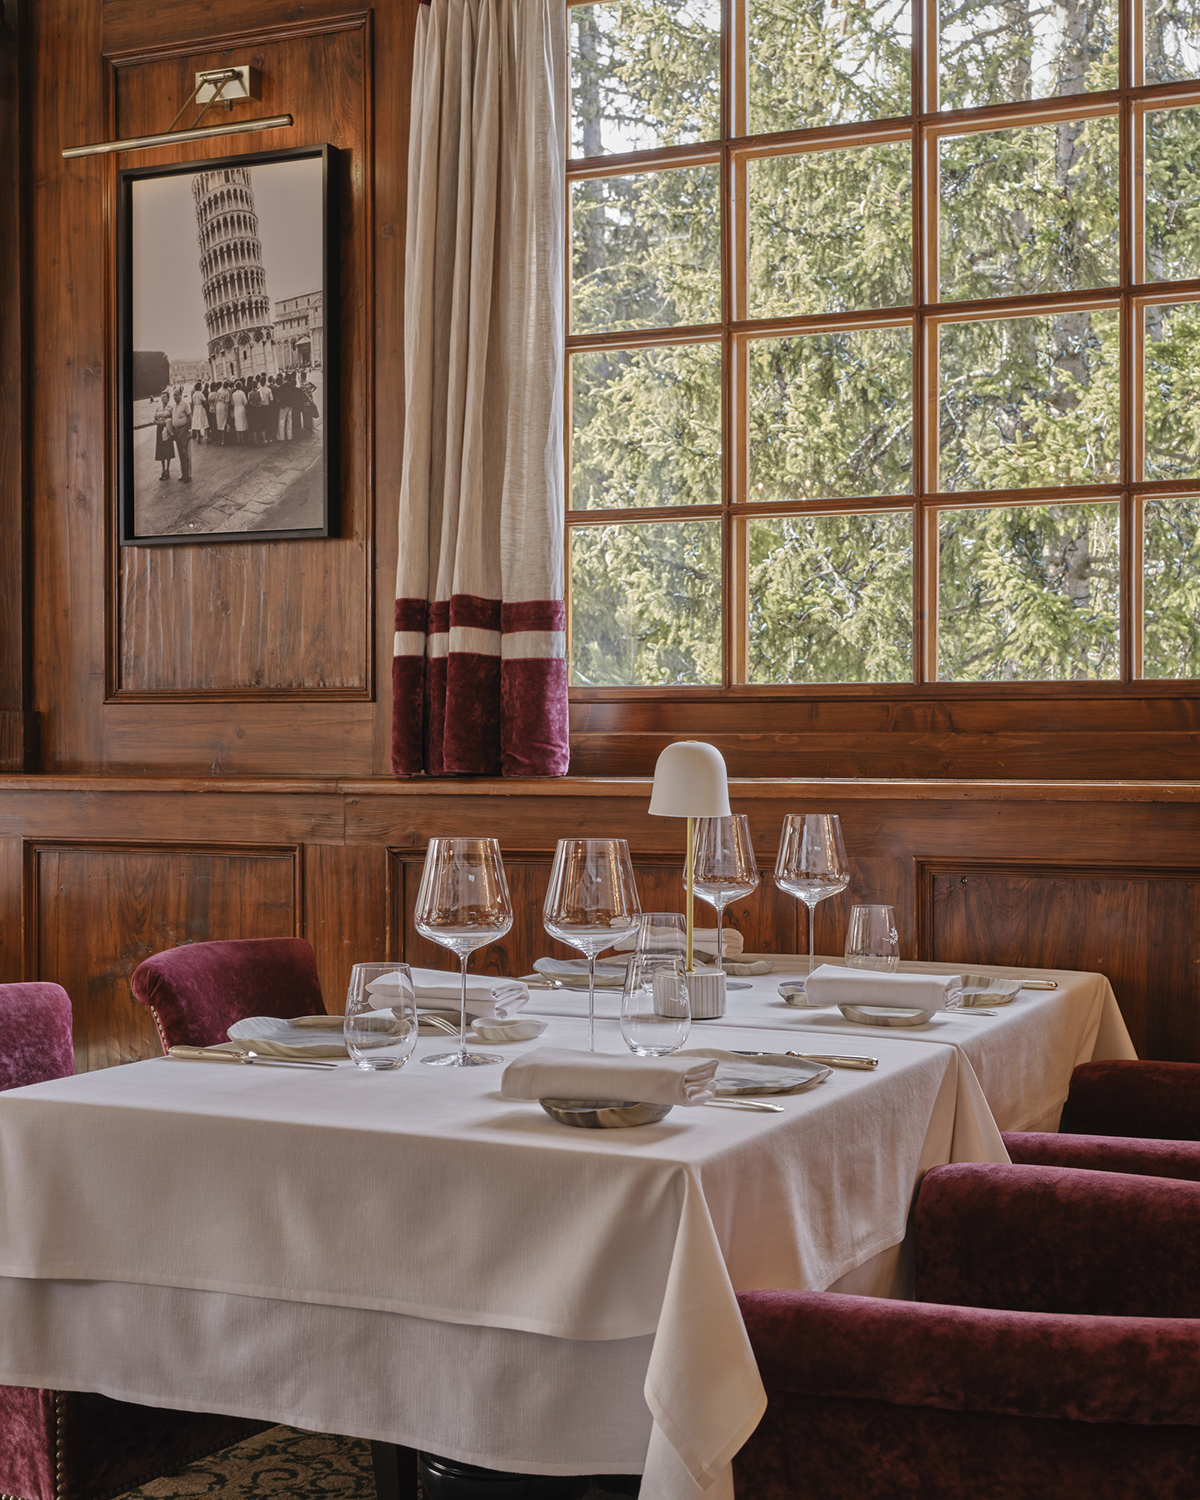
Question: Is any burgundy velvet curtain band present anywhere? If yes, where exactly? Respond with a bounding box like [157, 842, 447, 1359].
[393, 595, 568, 776]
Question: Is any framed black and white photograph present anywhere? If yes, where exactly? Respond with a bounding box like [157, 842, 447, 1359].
[118, 144, 338, 546]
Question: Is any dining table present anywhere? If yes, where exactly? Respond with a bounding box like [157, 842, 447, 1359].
[0, 956, 1134, 1500]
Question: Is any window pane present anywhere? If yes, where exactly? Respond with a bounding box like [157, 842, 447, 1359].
[571, 344, 722, 510]
[940, 118, 1119, 301]
[569, 0, 720, 157]
[569, 521, 722, 684]
[939, 0, 1117, 112]
[1144, 303, 1200, 482]
[572, 167, 721, 334]
[748, 329, 913, 501]
[748, 0, 911, 134]
[938, 311, 1120, 492]
[1145, 0, 1200, 85]
[748, 512, 913, 683]
[1143, 497, 1200, 679]
[747, 143, 913, 317]
[1145, 108, 1200, 284]
[937, 502, 1120, 680]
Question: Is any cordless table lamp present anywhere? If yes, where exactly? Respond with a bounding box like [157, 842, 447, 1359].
[648, 741, 731, 974]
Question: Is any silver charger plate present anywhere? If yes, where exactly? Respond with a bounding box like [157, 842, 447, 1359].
[532, 958, 630, 989]
[539, 1098, 672, 1128]
[959, 973, 1022, 1007]
[715, 1058, 829, 1095]
[837, 1003, 937, 1027]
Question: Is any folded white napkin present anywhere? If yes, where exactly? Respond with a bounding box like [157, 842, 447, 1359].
[368, 968, 529, 1019]
[803, 964, 963, 1011]
[612, 926, 745, 959]
[500, 1046, 718, 1107]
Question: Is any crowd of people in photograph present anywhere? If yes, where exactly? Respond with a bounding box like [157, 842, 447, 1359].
[153, 370, 320, 482]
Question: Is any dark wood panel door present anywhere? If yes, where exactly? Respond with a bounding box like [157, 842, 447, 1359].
[923, 863, 1200, 1061]
[29, 843, 299, 1071]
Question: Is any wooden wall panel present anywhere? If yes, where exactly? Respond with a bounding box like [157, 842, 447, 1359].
[304, 841, 388, 1013]
[3, 777, 1200, 1065]
[921, 862, 1200, 1063]
[27, 841, 299, 1071]
[111, 23, 371, 697]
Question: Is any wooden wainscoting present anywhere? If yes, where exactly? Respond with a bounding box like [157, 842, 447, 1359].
[24, 841, 303, 1070]
[917, 860, 1200, 1067]
[3, 776, 1200, 1071]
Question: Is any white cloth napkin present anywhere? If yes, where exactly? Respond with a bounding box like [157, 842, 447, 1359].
[500, 1046, 719, 1107]
[803, 964, 963, 1011]
[612, 927, 745, 959]
[369, 968, 530, 1019]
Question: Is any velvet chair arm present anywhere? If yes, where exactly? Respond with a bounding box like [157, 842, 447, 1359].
[914, 1163, 1200, 1317]
[735, 1292, 1200, 1500]
[0, 983, 74, 1090]
[738, 1291, 1200, 1427]
[1003, 1130, 1200, 1182]
[1060, 1060, 1200, 1141]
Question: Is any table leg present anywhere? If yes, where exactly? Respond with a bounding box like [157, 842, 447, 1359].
[369, 1440, 420, 1500]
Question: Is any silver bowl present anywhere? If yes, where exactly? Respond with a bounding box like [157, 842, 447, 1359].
[837, 1003, 936, 1027]
[538, 1098, 673, 1129]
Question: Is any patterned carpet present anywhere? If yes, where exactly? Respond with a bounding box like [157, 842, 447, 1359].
[113, 1424, 637, 1500]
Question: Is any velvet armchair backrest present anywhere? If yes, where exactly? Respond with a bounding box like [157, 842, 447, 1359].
[129, 937, 327, 1050]
[1060, 1060, 1200, 1142]
[915, 1162, 1200, 1318]
[0, 982, 75, 1090]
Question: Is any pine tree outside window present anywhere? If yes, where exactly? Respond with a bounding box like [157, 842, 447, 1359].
[564, 0, 1200, 692]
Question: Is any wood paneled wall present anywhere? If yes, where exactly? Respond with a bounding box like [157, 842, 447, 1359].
[3, 775, 1199, 1073]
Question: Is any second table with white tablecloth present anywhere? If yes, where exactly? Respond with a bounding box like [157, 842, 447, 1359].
[523, 956, 1137, 1132]
[0, 1011, 1003, 1500]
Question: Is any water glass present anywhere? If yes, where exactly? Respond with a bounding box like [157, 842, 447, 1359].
[844, 906, 900, 972]
[632, 912, 687, 957]
[344, 963, 419, 1071]
[621, 953, 690, 1056]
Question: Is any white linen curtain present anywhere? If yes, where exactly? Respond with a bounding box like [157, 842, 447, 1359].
[393, 0, 569, 777]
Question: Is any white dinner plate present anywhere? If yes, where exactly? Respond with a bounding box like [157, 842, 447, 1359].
[684, 1048, 830, 1096]
[532, 957, 631, 989]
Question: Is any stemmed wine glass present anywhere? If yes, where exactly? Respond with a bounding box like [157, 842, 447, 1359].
[543, 838, 641, 1052]
[414, 837, 513, 1067]
[691, 815, 759, 990]
[774, 814, 850, 990]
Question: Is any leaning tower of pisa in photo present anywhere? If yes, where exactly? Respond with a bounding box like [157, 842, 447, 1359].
[192, 166, 278, 383]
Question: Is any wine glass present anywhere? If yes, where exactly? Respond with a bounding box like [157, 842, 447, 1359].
[414, 838, 513, 1067]
[344, 963, 419, 1071]
[543, 838, 641, 1052]
[845, 905, 900, 972]
[774, 814, 850, 989]
[691, 814, 759, 990]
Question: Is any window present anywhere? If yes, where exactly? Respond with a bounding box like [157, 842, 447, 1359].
[565, 0, 1200, 690]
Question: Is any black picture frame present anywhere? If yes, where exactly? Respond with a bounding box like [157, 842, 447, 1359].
[117, 143, 339, 546]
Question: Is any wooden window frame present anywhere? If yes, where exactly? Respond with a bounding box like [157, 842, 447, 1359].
[563, 0, 1200, 708]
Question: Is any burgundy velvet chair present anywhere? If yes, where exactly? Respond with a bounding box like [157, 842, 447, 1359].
[735, 1163, 1200, 1499]
[0, 982, 268, 1500]
[130, 936, 328, 1051]
[1001, 1059, 1200, 1183]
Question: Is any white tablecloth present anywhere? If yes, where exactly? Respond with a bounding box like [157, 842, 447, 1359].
[0, 1012, 1004, 1498]
[525, 957, 1137, 1133]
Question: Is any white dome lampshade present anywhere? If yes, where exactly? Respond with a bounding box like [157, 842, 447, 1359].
[648, 741, 731, 818]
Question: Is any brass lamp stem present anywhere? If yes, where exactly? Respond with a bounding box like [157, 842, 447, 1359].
[685, 815, 695, 973]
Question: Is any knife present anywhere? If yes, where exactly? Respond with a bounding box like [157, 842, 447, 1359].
[732, 1049, 878, 1070]
[167, 1045, 338, 1071]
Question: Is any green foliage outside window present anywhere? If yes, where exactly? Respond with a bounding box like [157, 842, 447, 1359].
[566, 0, 1200, 688]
